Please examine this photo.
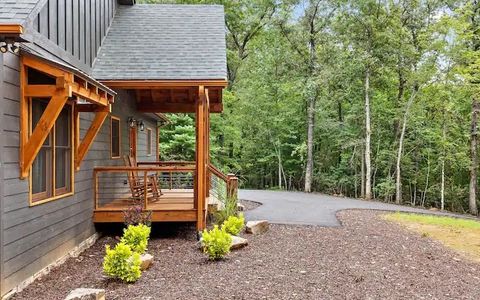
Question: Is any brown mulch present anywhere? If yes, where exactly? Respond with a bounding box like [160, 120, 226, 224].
[12, 210, 480, 300]
[239, 199, 262, 211]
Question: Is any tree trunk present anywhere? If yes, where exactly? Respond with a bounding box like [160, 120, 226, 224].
[278, 148, 282, 189]
[469, 97, 479, 215]
[361, 147, 365, 198]
[441, 120, 446, 211]
[395, 89, 419, 204]
[364, 66, 372, 200]
[421, 153, 430, 207]
[304, 17, 318, 193]
[305, 93, 315, 192]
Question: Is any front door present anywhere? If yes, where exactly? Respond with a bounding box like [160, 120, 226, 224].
[129, 126, 137, 158]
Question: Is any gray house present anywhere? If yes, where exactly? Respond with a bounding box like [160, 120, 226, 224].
[0, 0, 228, 297]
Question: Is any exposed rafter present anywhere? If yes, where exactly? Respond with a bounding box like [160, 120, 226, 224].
[137, 102, 223, 113]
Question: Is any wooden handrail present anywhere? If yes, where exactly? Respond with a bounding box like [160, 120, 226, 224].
[208, 163, 228, 182]
[94, 166, 196, 172]
[137, 161, 195, 167]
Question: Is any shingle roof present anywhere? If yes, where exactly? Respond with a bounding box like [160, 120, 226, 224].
[92, 4, 227, 81]
[0, 0, 44, 24]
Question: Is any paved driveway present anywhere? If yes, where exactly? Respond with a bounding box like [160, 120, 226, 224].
[239, 189, 467, 226]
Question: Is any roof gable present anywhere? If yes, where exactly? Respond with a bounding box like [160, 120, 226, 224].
[91, 4, 227, 81]
[0, 0, 45, 25]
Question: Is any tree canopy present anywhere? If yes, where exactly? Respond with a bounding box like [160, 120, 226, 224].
[143, 0, 480, 214]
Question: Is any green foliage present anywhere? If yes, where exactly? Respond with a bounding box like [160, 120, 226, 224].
[103, 243, 141, 283]
[160, 114, 196, 161]
[214, 196, 238, 225]
[221, 213, 245, 235]
[202, 225, 232, 260]
[139, 0, 480, 214]
[120, 224, 151, 254]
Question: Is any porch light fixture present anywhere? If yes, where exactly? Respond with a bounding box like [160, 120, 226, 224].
[0, 42, 7, 53]
[138, 120, 145, 131]
[0, 39, 20, 54]
[128, 117, 137, 128]
[10, 43, 20, 54]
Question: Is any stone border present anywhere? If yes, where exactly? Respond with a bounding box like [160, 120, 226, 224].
[2, 233, 100, 300]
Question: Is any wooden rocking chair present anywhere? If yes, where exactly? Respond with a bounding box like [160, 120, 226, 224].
[123, 155, 161, 204]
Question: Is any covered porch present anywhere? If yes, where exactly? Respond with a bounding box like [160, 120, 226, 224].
[92, 83, 236, 230]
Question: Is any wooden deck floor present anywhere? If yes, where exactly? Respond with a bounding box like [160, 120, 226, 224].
[99, 189, 195, 211]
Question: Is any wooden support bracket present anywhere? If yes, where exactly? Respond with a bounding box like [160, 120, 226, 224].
[74, 106, 110, 170]
[20, 89, 69, 178]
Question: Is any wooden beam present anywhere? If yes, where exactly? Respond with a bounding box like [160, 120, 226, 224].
[101, 80, 228, 89]
[137, 102, 223, 113]
[205, 89, 211, 197]
[0, 24, 23, 34]
[24, 85, 57, 97]
[74, 107, 80, 161]
[75, 108, 109, 170]
[22, 55, 71, 78]
[21, 90, 69, 178]
[19, 57, 28, 180]
[195, 85, 207, 231]
[75, 104, 109, 112]
[69, 82, 109, 106]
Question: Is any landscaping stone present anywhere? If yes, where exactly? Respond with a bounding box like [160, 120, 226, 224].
[245, 220, 269, 234]
[139, 253, 154, 271]
[65, 288, 105, 300]
[237, 203, 245, 211]
[230, 236, 248, 250]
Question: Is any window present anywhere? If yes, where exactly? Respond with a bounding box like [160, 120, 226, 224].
[111, 116, 121, 158]
[31, 99, 73, 204]
[146, 128, 152, 156]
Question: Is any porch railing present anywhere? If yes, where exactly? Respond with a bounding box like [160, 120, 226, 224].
[93, 162, 238, 212]
[137, 161, 196, 190]
[208, 163, 238, 207]
[93, 165, 196, 210]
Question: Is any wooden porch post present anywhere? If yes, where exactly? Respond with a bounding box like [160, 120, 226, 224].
[205, 88, 211, 198]
[195, 85, 207, 231]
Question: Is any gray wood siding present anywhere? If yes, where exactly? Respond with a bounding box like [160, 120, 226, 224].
[0, 49, 6, 298]
[0, 52, 158, 297]
[33, 0, 117, 69]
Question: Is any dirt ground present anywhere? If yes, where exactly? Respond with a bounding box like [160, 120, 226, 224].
[12, 210, 480, 300]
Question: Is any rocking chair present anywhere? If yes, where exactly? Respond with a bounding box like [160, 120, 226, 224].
[123, 155, 162, 205]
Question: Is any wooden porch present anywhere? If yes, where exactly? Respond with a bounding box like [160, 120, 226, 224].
[92, 162, 237, 226]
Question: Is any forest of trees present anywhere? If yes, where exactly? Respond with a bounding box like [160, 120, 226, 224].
[142, 0, 480, 214]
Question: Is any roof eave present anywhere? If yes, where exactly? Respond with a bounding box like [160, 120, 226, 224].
[99, 79, 229, 89]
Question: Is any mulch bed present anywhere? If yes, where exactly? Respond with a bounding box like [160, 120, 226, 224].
[13, 210, 480, 300]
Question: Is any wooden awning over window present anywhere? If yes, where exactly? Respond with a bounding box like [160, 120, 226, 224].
[19, 53, 116, 178]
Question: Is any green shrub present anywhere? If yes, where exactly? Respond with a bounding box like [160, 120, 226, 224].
[103, 243, 141, 283]
[120, 224, 151, 254]
[214, 195, 238, 225]
[221, 213, 245, 235]
[202, 225, 232, 260]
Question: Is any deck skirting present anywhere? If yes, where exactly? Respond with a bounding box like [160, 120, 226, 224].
[93, 209, 198, 223]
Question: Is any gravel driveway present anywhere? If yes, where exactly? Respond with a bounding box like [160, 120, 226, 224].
[240, 189, 469, 226]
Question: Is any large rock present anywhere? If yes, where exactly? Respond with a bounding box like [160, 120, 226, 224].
[65, 288, 105, 300]
[140, 253, 154, 271]
[230, 236, 248, 250]
[237, 203, 245, 211]
[246, 220, 269, 235]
